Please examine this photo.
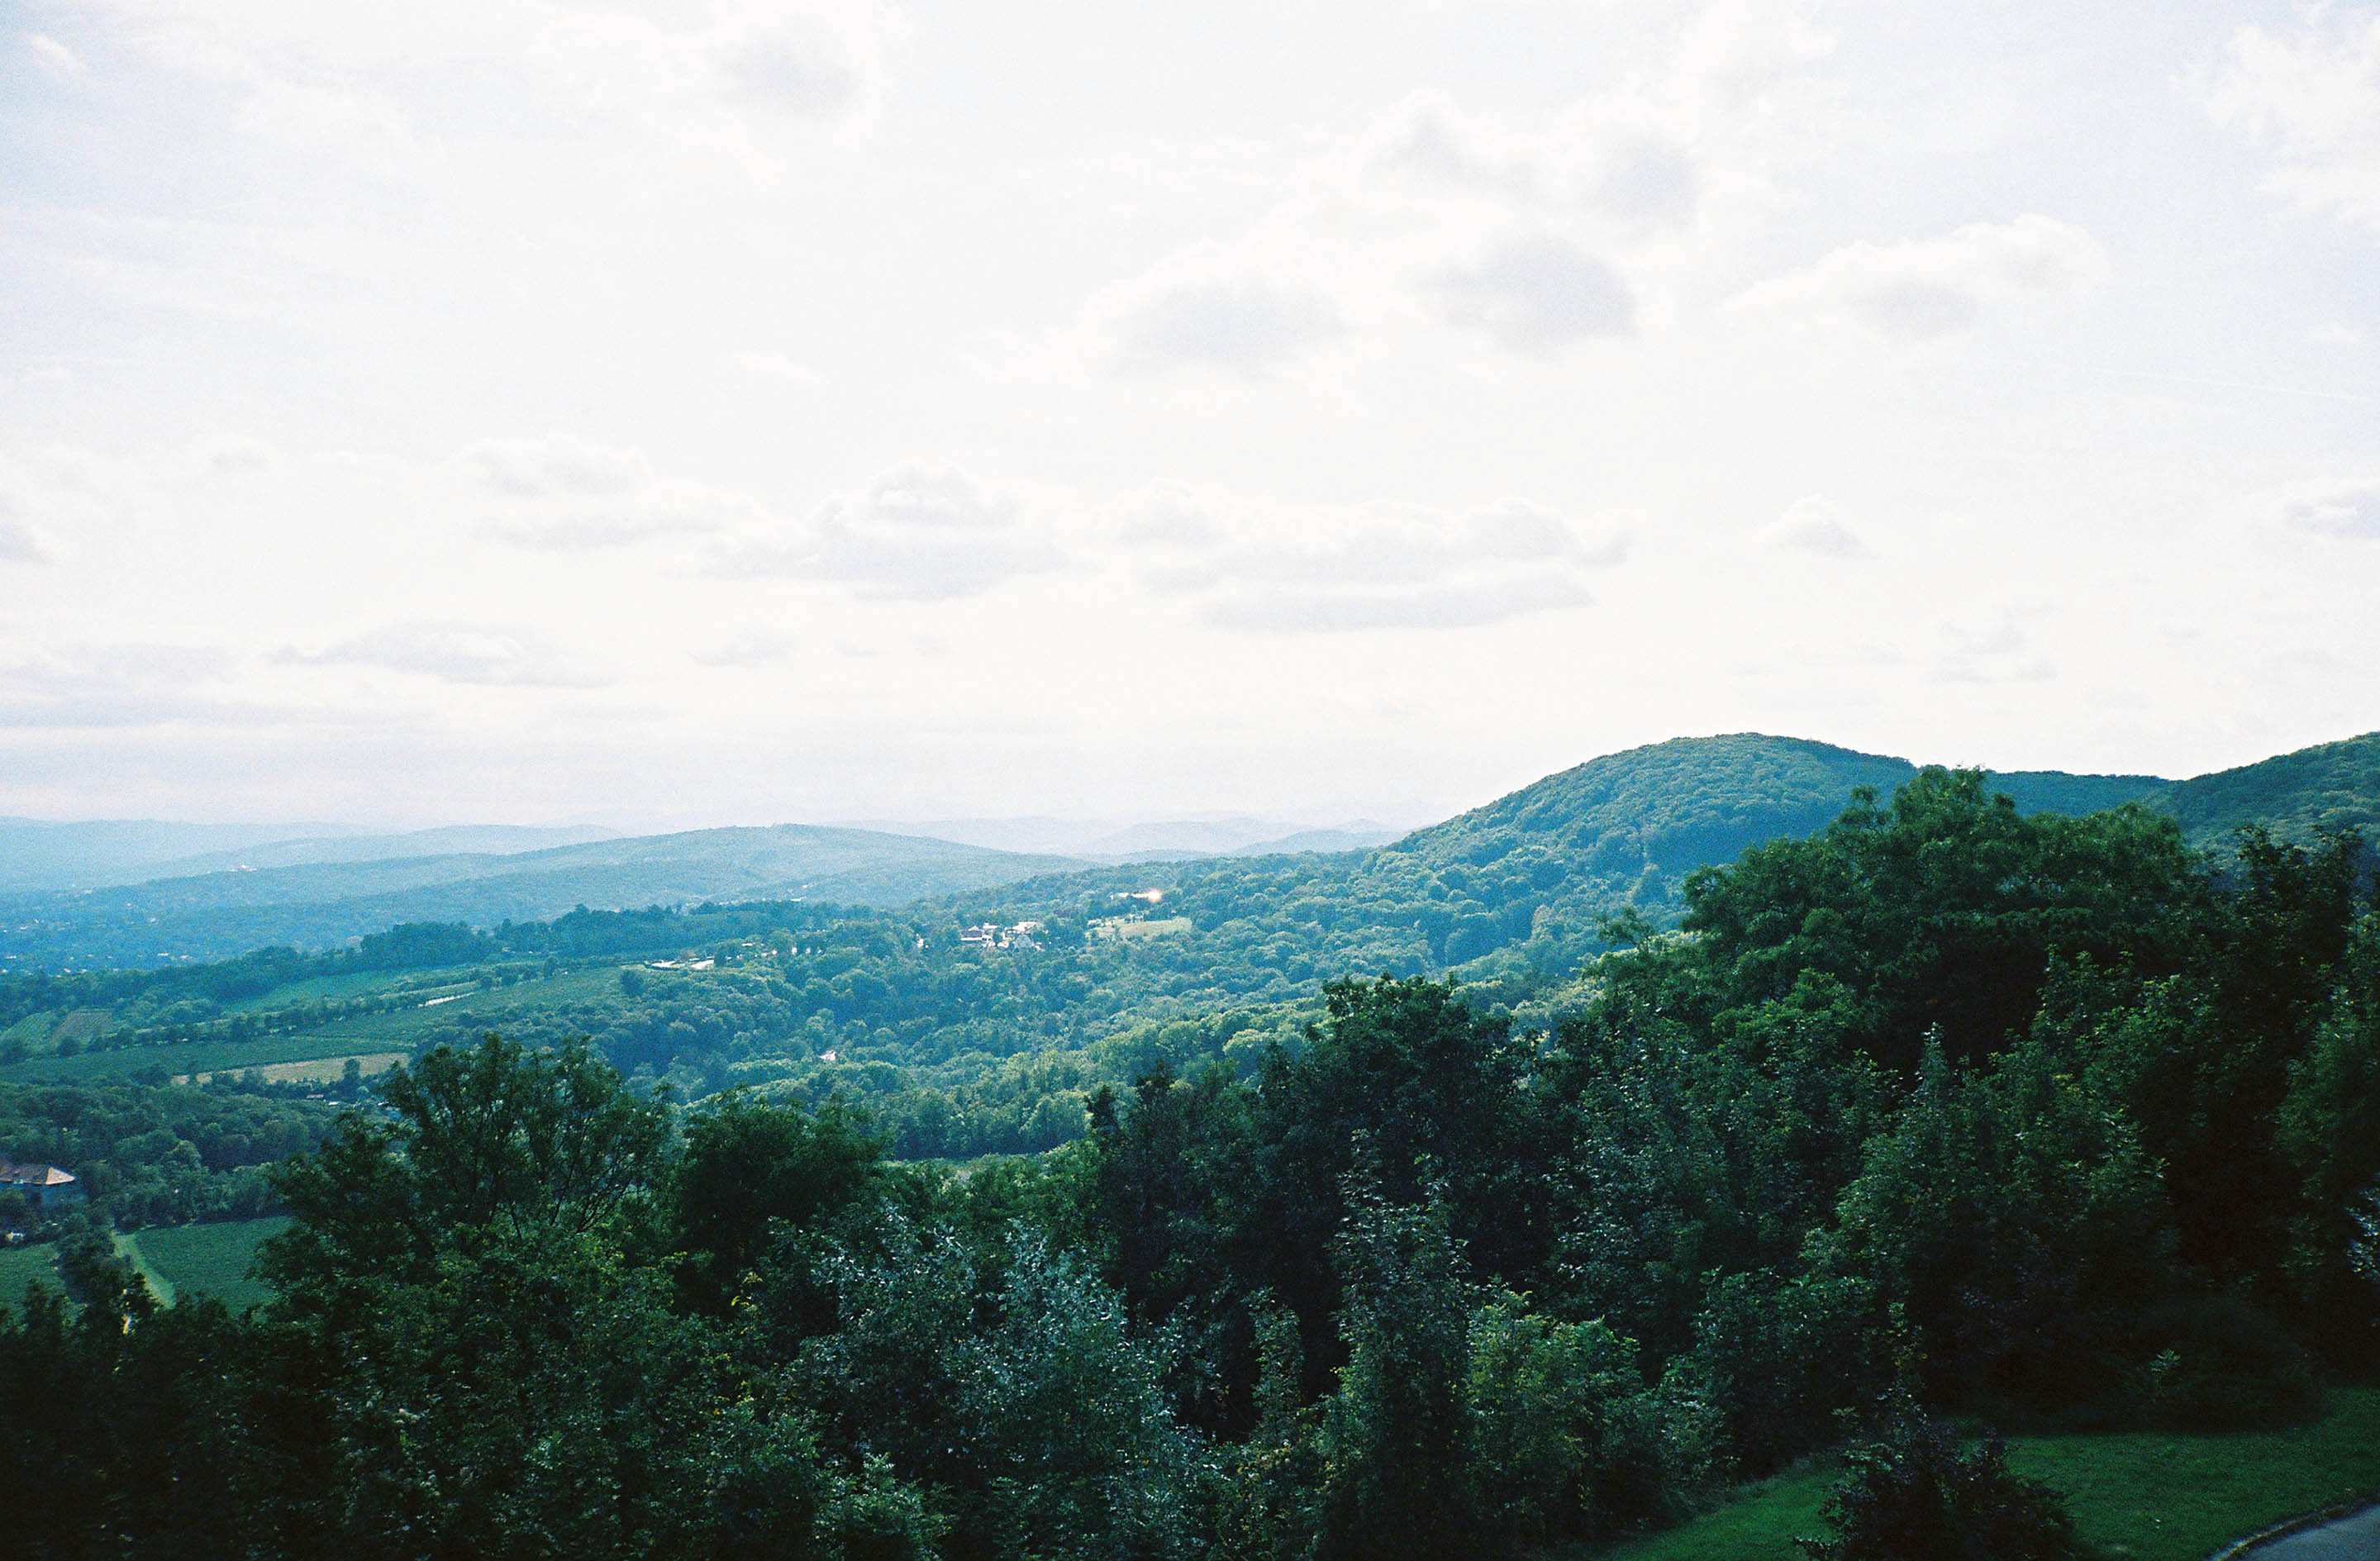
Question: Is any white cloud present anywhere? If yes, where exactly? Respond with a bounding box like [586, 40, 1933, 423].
[1766, 495, 1873, 559]
[690, 629, 802, 668]
[470, 436, 652, 498]
[26, 32, 89, 81]
[1743, 214, 2106, 340]
[293, 621, 611, 687]
[733, 350, 825, 384]
[2210, 13, 2380, 236]
[1932, 616, 2054, 686]
[0, 644, 257, 729]
[1424, 232, 1636, 354]
[1203, 575, 1594, 634]
[1358, 91, 1541, 202]
[1115, 489, 1626, 633]
[714, 12, 877, 124]
[1357, 90, 1701, 226]
[1085, 246, 1345, 377]
[1110, 485, 1221, 548]
[716, 463, 1062, 600]
[471, 438, 738, 550]
[0, 493, 50, 563]
[190, 436, 281, 477]
[487, 502, 731, 551]
[1051, 7, 1835, 379]
[2268, 477, 2380, 540]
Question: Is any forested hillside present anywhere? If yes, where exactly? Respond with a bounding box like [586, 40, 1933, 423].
[7, 764, 2378, 1561]
[2154, 731, 2380, 848]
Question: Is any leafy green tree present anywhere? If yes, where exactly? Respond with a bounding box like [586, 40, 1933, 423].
[1466, 1293, 1693, 1549]
[1689, 1267, 1883, 1477]
[262, 1035, 669, 1299]
[793, 1213, 1210, 1561]
[2275, 908, 2380, 1349]
[672, 1092, 885, 1314]
[0, 1249, 256, 1561]
[1315, 1190, 1480, 1561]
[1247, 978, 1558, 1394]
[1683, 769, 2201, 1072]
[249, 1035, 925, 1561]
[1816, 1040, 2176, 1412]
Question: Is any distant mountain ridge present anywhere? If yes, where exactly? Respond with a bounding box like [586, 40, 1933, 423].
[837, 815, 1404, 860]
[2, 731, 2373, 971]
[149, 825, 623, 878]
[0, 818, 359, 894]
[0, 826, 1092, 968]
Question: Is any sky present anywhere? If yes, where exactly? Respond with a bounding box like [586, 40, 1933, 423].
[2, 0, 2377, 831]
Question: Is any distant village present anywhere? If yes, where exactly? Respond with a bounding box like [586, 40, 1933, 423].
[958, 890, 1174, 953]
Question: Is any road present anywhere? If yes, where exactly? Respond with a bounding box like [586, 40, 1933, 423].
[2247, 1504, 2380, 1560]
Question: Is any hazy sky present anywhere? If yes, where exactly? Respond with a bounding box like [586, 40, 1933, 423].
[3, 0, 2377, 829]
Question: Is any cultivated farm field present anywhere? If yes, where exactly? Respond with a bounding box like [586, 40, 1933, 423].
[0, 964, 627, 1086]
[121, 1216, 291, 1311]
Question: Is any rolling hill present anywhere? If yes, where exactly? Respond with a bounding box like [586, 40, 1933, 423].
[0, 818, 359, 894]
[0, 826, 1092, 969]
[2149, 731, 2380, 848]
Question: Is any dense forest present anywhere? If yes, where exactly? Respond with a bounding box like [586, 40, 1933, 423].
[7, 768, 2378, 1559]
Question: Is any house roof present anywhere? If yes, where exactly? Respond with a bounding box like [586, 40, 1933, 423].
[0, 1161, 76, 1187]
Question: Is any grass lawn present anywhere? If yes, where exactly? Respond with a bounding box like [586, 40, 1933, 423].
[122, 1216, 290, 1312]
[2008, 1388, 2380, 1559]
[1601, 1388, 2380, 1561]
[1602, 1464, 1838, 1561]
[0, 1242, 61, 1312]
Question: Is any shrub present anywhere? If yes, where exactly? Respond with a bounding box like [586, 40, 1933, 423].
[1799, 1398, 2082, 1561]
[2133, 1294, 2321, 1429]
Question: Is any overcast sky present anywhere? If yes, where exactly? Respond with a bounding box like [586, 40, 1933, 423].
[2, 0, 2377, 830]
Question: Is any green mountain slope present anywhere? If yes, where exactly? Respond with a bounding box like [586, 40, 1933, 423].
[2152, 731, 2380, 848]
[914, 734, 2179, 1008]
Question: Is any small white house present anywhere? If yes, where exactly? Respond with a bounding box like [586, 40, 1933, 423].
[0, 1161, 84, 1214]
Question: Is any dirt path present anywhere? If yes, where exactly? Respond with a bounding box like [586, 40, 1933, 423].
[2244, 1503, 2380, 1559]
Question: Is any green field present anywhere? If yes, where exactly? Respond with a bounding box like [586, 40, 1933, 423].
[0, 1027, 409, 1085]
[0, 966, 627, 1086]
[1603, 1389, 2380, 1561]
[0, 1241, 61, 1312]
[121, 1216, 290, 1312]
